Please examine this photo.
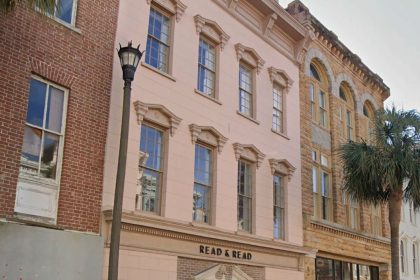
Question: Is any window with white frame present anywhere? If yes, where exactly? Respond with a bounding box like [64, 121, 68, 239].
[193, 144, 213, 223]
[237, 159, 253, 232]
[272, 84, 283, 133]
[138, 124, 164, 214]
[37, 0, 77, 25]
[15, 76, 68, 220]
[145, 6, 172, 73]
[273, 174, 285, 239]
[239, 63, 253, 117]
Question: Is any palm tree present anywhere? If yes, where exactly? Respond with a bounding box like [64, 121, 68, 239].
[339, 106, 420, 280]
[1, 0, 57, 14]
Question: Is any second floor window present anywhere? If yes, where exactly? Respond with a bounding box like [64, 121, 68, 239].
[138, 124, 164, 214]
[238, 160, 252, 232]
[15, 76, 68, 220]
[145, 7, 171, 73]
[38, 0, 76, 25]
[20, 78, 66, 181]
[197, 38, 216, 97]
[239, 63, 253, 117]
[273, 174, 285, 239]
[312, 151, 332, 221]
[193, 144, 213, 223]
[319, 91, 327, 127]
[308, 62, 329, 128]
[272, 85, 283, 133]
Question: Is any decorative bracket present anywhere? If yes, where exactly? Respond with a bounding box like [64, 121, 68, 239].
[263, 13, 278, 36]
[194, 15, 230, 50]
[189, 124, 228, 154]
[233, 143, 265, 168]
[268, 67, 294, 92]
[235, 43, 265, 74]
[269, 159, 296, 181]
[134, 101, 182, 137]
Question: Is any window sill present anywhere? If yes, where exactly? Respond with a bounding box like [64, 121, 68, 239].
[194, 89, 222, 105]
[271, 129, 290, 140]
[18, 172, 59, 188]
[235, 229, 253, 236]
[191, 221, 214, 229]
[236, 111, 260, 125]
[8, 214, 61, 229]
[39, 11, 81, 34]
[141, 62, 176, 82]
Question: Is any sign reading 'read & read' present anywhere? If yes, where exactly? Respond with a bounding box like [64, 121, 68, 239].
[199, 245, 252, 260]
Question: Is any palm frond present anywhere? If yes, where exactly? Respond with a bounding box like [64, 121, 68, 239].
[1, 0, 57, 15]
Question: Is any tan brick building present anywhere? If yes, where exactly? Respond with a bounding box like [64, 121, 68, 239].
[286, 1, 392, 279]
[0, 1, 118, 279]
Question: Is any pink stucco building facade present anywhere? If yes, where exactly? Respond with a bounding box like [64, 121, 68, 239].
[102, 0, 312, 279]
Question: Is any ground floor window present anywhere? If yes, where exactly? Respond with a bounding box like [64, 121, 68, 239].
[316, 257, 379, 280]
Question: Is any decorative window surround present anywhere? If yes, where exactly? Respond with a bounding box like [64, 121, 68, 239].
[269, 159, 296, 181]
[134, 101, 182, 136]
[194, 15, 230, 50]
[146, 0, 187, 22]
[189, 124, 228, 154]
[193, 264, 253, 280]
[235, 43, 265, 74]
[233, 143, 265, 168]
[268, 67, 294, 92]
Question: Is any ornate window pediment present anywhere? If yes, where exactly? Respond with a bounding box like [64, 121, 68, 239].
[235, 43, 265, 74]
[233, 143, 265, 168]
[269, 159, 296, 181]
[194, 15, 230, 50]
[193, 264, 253, 280]
[146, 0, 187, 22]
[134, 101, 182, 136]
[189, 124, 228, 153]
[268, 66, 294, 92]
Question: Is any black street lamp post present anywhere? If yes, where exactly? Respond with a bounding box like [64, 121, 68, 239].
[108, 41, 143, 280]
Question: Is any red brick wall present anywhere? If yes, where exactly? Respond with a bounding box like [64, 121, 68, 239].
[0, 1, 119, 233]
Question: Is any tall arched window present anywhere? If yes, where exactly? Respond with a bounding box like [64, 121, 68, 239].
[308, 61, 330, 128]
[362, 101, 375, 143]
[339, 83, 355, 141]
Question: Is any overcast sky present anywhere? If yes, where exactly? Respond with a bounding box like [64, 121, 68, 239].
[277, 0, 420, 111]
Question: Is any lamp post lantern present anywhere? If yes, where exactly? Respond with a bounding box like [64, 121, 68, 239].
[108, 41, 143, 280]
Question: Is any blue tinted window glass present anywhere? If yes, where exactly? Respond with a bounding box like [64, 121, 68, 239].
[57, 0, 74, 23]
[27, 79, 47, 127]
